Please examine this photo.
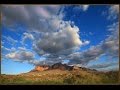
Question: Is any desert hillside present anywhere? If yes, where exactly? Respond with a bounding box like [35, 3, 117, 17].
[0, 63, 119, 85]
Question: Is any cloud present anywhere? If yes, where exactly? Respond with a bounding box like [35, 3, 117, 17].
[28, 60, 42, 65]
[67, 46, 104, 65]
[2, 36, 18, 45]
[28, 59, 51, 66]
[2, 46, 16, 53]
[2, 5, 90, 33]
[5, 51, 34, 62]
[2, 46, 10, 51]
[82, 40, 90, 46]
[2, 5, 118, 70]
[18, 47, 27, 51]
[88, 62, 118, 69]
[2, 5, 83, 65]
[34, 20, 83, 56]
[108, 5, 119, 20]
[81, 5, 89, 11]
[21, 32, 34, 44]
[1, 5, 62, 32]
[104, 22, 119, 58]
[2, 5, 88, 59]
[67, 22, 119, 65]
[73, 5, 90, 12]
[23, 32, 34, 40]
[11, 47, 16, 51]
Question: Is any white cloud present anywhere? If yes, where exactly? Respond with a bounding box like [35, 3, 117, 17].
[82, 40, 90, 46]
[73, 5, 90, 12]
[2, 5, 62, 32]
[2, 46, 11, 52]
[34, 20, 83, 56]
[5, 51, 34, 61]
[21, 32, 34, 44]
[82, 5, 89, 11]
[109, 5, 119, 14]
[24, 32, 34, 40]
[11, 47, 16, 51]
[108, 5, 119, 20]
[67, 21, 119, 65]
[2, 46, 16, 53]
[2, 36, 18, 45]
[2, 5, 105, 66]
[18, 47, 26, 51]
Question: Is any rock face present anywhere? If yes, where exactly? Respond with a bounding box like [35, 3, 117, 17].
[35, 65, 49, 71]
[30, 62, 97, 72]
[49, 62, 73, 71]
[73, 66, 80, 70]
[31, 65, 49, 72]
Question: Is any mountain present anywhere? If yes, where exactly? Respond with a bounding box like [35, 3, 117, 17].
[30, 62, 73, 72]
[30, 62, 97, 72]
[49, 62, 73, 71]
[1, 62, 119, 85]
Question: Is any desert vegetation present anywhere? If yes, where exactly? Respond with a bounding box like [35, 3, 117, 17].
[0, 69, 119, 85]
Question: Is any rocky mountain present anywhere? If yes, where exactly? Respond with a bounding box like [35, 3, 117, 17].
[30, 62, 97, 72]
[1, 63, 118, 85]
[49, 62, 73, 71]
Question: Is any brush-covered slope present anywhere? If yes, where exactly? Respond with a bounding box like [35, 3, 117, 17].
[0, 63, 119, 85]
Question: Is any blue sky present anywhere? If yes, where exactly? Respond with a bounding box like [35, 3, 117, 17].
[1, 5, 119, 74]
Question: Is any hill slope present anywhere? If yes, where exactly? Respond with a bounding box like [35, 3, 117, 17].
[0, 63, 119, 85]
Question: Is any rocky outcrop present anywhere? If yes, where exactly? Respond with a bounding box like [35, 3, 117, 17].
[73, 66, 80, 70]
[31, 65, 49, 72]
[49, 62, 73, 71]
[30, 62, 97, 72]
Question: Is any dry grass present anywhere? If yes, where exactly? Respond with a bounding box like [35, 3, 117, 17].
[0, 69, 119, 85]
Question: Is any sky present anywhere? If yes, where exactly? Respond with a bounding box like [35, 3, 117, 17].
[1, 5, 119, 74]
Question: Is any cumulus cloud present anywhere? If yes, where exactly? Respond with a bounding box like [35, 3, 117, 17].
[1, 5, 87, 56]
[1, 5, 62, 32]
[34, 21, 83, 56]
[2, 5, 86, 65]
[2, 5, 118, 70]
[67, 46, 104, 65]
[67, 22, 119, 65]
[5, 51, 34, 62]
[2, 5, 90, 33]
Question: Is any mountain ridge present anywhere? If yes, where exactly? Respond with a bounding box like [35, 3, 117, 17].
[30, 62, 97, 72]
[1, 62, 119, 85]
